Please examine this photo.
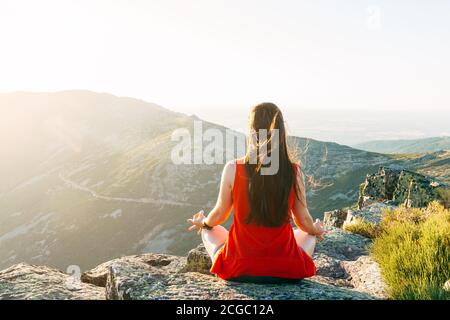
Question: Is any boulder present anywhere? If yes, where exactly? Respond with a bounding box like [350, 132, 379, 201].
[341, 256, 387, 299]
[359, 166, 448, 208]
[183, 245, 212, 274]
[345, 201, 397, 226]
[313, 253, 347, 279]
[0, 263, 104, 300]
[323, 209, 347, 228]
[315, 228, 371, 261]
[393, 170, 445, 207]
[81, 253, 186, 287]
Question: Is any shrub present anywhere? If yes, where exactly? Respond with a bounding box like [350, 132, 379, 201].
[372, 202, 450, 300]
[437, 187, 450, 208]
[343, 219, 381, 239]
[381, 205, 429, 225]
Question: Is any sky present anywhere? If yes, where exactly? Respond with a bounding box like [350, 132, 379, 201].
[0, 0, 449, 144]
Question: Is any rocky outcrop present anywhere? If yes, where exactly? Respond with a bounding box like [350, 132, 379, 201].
[99, 225, 386, 300]
[346, 201, 396, 225]
[0, 263, 104, 300]
[341, 256, 386, 298]
[324, 201, 397, 229]
[314, 227, 371, 260]
[359, 166, 448, 208]
[104, 256, 375, 300]
[0, 226, 388, 300]
[81, 254, 185, 288]
[323, 209, 347, 229]
[323, 167, 449, 232]
[0, 225, 387, 300]
[182, 245, 212, 274]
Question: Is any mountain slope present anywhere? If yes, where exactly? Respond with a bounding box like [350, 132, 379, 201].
[353, 137, 450, 154]
[0, 91, 448, 272]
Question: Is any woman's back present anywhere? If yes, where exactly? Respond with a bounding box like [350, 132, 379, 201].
[210, 161, 316, 280]
[189, 102, 324, 281]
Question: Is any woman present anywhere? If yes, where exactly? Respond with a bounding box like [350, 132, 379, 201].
[188, 102, 326, 282]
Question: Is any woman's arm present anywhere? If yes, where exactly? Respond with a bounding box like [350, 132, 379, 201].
[292, 168, 324, 236]
[203, 160, 235, 226]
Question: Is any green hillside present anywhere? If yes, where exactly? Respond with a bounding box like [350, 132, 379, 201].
[354, 137, 450, 154]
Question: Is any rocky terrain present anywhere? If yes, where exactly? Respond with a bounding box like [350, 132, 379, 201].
[0, 227, 385, 300]
[358, 166, 449, 209]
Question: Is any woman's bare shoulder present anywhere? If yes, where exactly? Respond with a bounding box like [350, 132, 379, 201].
[222, 158, 242, 185]
[224, 159, 239, 173]
[223, 159, 239, 187]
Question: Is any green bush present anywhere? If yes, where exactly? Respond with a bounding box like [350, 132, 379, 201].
[343, 219, 381, 239]
[372, 202, 450, 300]
[437, 187, 450, 208]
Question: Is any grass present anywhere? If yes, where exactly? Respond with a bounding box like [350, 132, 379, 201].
[343, 219, 381, 239]
[371, 202, 450, 300]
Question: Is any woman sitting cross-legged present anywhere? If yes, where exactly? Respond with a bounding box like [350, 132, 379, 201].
[188, 102, 326, 283]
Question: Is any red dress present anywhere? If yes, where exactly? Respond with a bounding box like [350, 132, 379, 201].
[210, 162, 317, 280]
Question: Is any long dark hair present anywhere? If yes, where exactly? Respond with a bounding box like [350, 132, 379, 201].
[244, 102, 302, 227]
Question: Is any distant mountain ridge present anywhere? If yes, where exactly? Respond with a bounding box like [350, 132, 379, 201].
[0, 91, 448, 272]
[354, 136, 450, 154]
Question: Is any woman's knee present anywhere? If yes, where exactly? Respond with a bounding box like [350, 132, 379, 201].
[293, 228, 308, 244]
[301, 235, 317, 257]
[213, 225, 228, 235]
[201, 226, 228, 248]
[201, 227, 228, 260]
[293, 228, 316, 256]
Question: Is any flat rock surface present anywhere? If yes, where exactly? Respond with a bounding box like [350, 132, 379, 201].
[106, 259, 375, 300]
[0, 263, 104, 300]
[346, 202, 396, 226]
[0, 219, 387, 300]
[315, 228, 371, 260]
[81, 253, 185, 287]
[341, 256, 387, 298]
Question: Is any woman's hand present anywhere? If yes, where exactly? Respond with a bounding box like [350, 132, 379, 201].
[187, 210, 206, 235]
[313, 219, 326, 241]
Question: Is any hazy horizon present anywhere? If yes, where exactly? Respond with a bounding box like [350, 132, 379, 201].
[1, 89, 449, 146]
[182, 105, 450, 146]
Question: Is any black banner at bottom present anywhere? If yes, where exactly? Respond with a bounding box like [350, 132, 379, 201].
[0, 299, 446, 318]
